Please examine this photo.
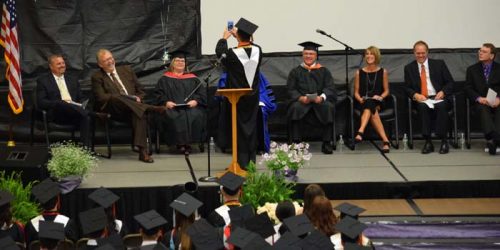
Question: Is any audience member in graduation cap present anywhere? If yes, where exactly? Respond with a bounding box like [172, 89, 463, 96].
[282, 214, 315, 238]
[0, 191, 24, 244]
[79, 207, 108, 249]
[38, 221, 65, 250]
[134, 210, 168, 249]
[153, 50, 207, 153]
[207, 172, 246, 227]
[265, 200, 296, 244]
[186, 218, 224, 250]
[299, 229, 335, 250]
[215, 17, 269, 168]
[286, 41, 337, 154]
[88, 187, 127, 237]
[305, 196, 339, 246]
[334, 202, 366, 220]
[333, 216, 372, 248]
[163, 192, 203, 249]
[302, 183, 326, 215]
[226, 226, 270, 249]
[96, 234, 124, 250]
[25, 178, 78, 246]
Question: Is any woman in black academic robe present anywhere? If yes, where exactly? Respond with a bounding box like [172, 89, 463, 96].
[153, 51, 207, 152]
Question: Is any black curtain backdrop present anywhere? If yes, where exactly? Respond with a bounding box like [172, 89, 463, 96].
[1, 0, 201, 87]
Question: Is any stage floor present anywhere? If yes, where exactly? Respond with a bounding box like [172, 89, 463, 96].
[80, 139, 500, 189]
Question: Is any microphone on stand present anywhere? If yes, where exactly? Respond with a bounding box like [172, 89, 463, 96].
[316, 29, 328, 36]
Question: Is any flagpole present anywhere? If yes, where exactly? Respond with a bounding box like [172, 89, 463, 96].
[7, 111, 16, 147]
[7, 110, 15, 147]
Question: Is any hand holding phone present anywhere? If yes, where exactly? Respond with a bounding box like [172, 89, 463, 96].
[227, 20, 234, 31]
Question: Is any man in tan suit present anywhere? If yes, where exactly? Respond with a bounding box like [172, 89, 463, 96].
[92, 49, 163, 163]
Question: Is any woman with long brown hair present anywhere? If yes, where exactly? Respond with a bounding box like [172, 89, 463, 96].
[164, 193, 202, 250]
[305, 196, 338, 238]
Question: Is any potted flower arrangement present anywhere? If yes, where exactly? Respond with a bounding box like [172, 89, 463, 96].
[47, 141, 98, 193]
[260, 141, 312, 181]
[240, 162, 296, 210]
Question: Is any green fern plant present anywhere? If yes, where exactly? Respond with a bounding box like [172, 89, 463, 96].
[47, 141, 98, 179]
[240, 162, 296, 209]
[0, 171, 41, 224]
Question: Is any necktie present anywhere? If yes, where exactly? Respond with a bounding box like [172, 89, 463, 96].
[483, 65, 490, 83]
[56, 77, 72, 101]
[420, 64, 428, 97]
[110, 72, 126, 95]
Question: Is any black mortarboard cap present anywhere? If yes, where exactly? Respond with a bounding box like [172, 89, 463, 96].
[168, 50, 189, 59]
[334, 202, 366, 219]
[0, 236, 19, 250]
[235, 17, 258, 35]
[170, 192, 203, 217]
[39, 221, 65, 240]
[32, 178, 61, 204]
[335, 216, 368, 240]
[226, 227, 270, 250]
[272, 231, 302, 250]
[344, 242, 374, 250]
[0, 191, 14, 207]
[79, 207, 107, 235]
[97, 234, 124, 250]
[228, 204, 254, 227]
[217, 172, 245, 192]
[298, 41, 322, 52]
[134, 210, 167, 231]
[88, 187, 120, 209]
[299, 229, 335, 250]
[282, 214, 314, 237]
[186, 218, 224, 250]
[244, 212, 275, 238]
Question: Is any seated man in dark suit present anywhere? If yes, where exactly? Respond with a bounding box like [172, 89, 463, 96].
[287, 41, 337, 154]
[91, 49, 165, 163]
[404, 40, 455, 154]
[464, 43, 500, 155]
[36, 54, 91, 147]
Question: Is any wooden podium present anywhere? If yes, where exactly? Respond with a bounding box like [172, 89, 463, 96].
[216, 88, 252, 177]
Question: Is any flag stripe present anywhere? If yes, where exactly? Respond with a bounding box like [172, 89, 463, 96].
[1, 0, 23, 114]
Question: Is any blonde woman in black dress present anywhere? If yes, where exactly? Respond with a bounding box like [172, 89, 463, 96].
[353, 46, 391, 152]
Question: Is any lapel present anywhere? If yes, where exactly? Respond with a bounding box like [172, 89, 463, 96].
[427, 59, 437, 86]
[115, 66, 131, 94]
[411, 61, 420, 87]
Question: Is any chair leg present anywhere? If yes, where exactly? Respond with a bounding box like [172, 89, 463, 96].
[105, 120, 112, 159]
[42, 116, 50, 148]
[466, 100, 471, 149]
[394, 117, 400, 149]
[155, 129, 160, 154]
[30, 119, 35, 146]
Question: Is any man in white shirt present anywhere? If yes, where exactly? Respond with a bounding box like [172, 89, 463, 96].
[36, 54, 91, 147]
[404, 41, 455, 154]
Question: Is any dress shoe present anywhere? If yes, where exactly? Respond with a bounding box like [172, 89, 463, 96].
[421, 141, 434, 154]
[139, 149, 154, 163]
[439, 141, 449, 154]
[355, 131, 364, 143]
[321, 142, 333, 154]
[487, 140, 497, 155]
[382, 141, 390, 153]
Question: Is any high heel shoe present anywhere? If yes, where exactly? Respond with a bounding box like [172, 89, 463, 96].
[355, 131, 364, 142]
[382, 141, 390, 153]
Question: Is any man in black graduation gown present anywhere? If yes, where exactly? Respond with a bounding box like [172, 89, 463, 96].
[153, 50, 206, 152]
[207, 172, 245, 228]
[25, 179, 78, 247]
[464, 43, 500, 155]
[404, 40, 455, 154]
[36, 54, 92, 147]
[287, 41, 337, 154]
[215, 17, 262, 168]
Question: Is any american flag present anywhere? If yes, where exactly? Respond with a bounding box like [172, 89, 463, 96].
[1, 0, 22, 114]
